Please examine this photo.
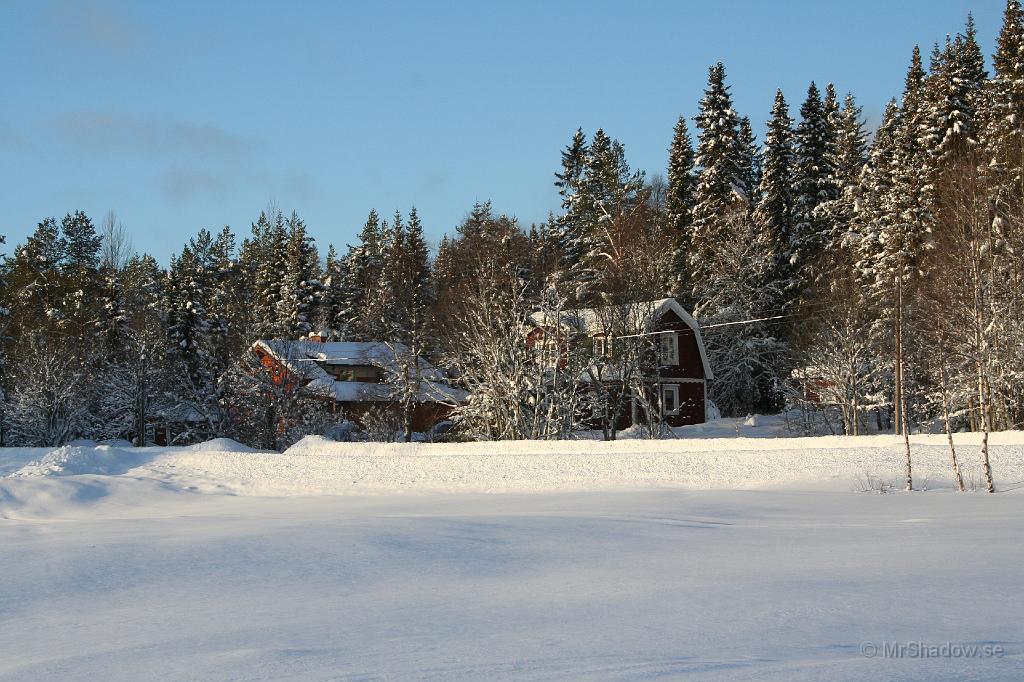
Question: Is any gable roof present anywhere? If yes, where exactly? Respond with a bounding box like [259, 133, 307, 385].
[252, 340, 468, 404]
[528, 298, 713, 380]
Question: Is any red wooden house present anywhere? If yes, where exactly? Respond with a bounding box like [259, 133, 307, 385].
[526, 298, 713, 427]
[252, 337, 467, 432]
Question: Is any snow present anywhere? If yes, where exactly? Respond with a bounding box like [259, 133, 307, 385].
[12, 443, 148, 477]
[1, 432, 1023, 679]
[256, 339, 467, 403]
[527, 297, 714, 380]
[4, 423, 1024, 496]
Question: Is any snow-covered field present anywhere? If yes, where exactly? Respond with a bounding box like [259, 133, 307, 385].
[1, 426, 1022, 680]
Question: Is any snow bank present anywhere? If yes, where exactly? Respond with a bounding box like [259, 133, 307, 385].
[185, 437, 260, 453]
[9, 438, 258, 479]
[151, 432, 1024, 496]
[13, 444, 149, 477]
[4, 432, 1024, 497]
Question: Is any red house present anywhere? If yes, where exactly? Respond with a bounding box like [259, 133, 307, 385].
[526, 298, 713, 427]
[252, 337, 467, 432]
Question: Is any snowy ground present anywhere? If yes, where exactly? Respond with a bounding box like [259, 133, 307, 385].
[1, 428, 1023, 680]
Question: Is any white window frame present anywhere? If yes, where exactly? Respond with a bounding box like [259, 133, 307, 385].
[658, 332, 679, 366]
[661, 384, 680, 416]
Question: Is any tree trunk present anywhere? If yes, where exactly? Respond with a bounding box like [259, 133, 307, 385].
[938, 356, 964, 492]
[978, 361, 995, 494]
[896, 277, 912, 491]
[133, 352, 149, 447]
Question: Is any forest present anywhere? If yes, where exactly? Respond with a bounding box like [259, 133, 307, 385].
[2, 4, 1023, 456]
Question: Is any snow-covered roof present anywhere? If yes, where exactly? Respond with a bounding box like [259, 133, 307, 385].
[253, 340, 468, 404]
[528, 298, 713, 380]
[304, 377, 468, 404]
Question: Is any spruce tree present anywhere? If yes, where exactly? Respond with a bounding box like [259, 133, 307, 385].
[61, 210, 103, 274]
[581, 128, 644, 301]
[322, 244, 357, 339]
[752, 89, 796, 308]
[736, 116, 762, 207]
[554, 129, 596, 303]
[666, 115, 696, 297]
[276, 211, 322, 338]
[60, 211, 105, 339]
[402, 206, 432, 337]
[239, 209, 288, 338]
[7, 218, 66, 332]
[347, 209, 386, 339]
[207, 226, 237, 374]
[818, 92, 868, 260]
[690, 62, 744, 305]
[164, 237, 218, 439]
[928, 19, 988, 168]
[553, 128, 643, 304]
[887, 47, 932, 281]
[984, 0, 1024, 216]
[790, 81, 838, 302]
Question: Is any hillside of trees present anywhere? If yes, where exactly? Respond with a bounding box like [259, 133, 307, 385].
[2, 4, 1023, 452]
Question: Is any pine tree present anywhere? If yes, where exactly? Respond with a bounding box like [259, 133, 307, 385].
[666, 115, 696, 297]
[401, 206, 432, 338]
[817, 92, 869, 260]
[207, 226, 238, 375]
[6, 218, 67, 333]
[554, 129, 597, 303]
[984, 0, 1024, 216]
[61, 210, 102, 274]
[886, 47, 933, 283]
[552, 128, 644, 304]
[239, 208, 288, 337]
[854, 100, 899, 292]
[928, 18, 988, 168]
[60, 211, 105, 339]
[164, 236, 219, 439]
[690, 62, 744, 305]
[347, 209, 386, 339]
[790, 81, 838, 302]
[276, 211, 322, 338]
[378, 206, 434, 441]
[752, 89, 796, 309]
[736, 116, 762, 206]
[581, 128, 645, 302]
[322, 244, 356, 339]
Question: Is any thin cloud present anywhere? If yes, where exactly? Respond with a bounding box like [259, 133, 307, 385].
[52, 110, 261, 162]
[247, 170, 321, 202]
[159, 167, 232, 202]
[45, 0, 148, 53]
[0, 127, 31, 151]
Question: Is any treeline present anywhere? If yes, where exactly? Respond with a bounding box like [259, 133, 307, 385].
[1, 4, 1023, 455]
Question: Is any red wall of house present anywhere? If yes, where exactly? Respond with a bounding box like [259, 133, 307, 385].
[665, 382, 705, 426]
[335, 401, 453, 432]
[655, 309, 705, 380]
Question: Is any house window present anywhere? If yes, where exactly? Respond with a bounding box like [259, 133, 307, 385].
[658, 333, 679, 365]
[593, 335, 613, 357]
[661, 384, 680, 415]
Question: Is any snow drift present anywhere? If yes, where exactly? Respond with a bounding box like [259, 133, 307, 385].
[4, 427, 1022, 497]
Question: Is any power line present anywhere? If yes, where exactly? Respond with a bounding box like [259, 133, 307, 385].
[701, 314, 791, 330]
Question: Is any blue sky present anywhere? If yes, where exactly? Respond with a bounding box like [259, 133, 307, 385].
[0, 0, 1005, 261]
